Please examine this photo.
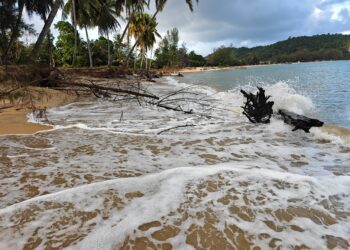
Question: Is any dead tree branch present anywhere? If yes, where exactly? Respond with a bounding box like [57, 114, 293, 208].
[157, 124, 196, 135]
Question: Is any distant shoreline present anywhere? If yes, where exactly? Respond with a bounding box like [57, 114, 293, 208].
[178, 60, 349, 74]
[179, 64, 271, 73]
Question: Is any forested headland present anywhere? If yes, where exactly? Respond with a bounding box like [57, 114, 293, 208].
[206, 34, 350, 67]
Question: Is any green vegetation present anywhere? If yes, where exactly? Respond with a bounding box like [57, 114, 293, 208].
[207, 34, 350, 66]
[154, 28, 205, 68]
[0, 0, 199, 68]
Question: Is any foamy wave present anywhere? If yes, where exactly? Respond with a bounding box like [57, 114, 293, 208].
[1, 165, 349, 250]
[266, 82, 314, 115]
[313, 124, 350, 144]
[167, 77, 314, 115]
[164, 76, 217, 96]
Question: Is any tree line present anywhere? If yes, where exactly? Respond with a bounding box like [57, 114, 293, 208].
[0, 0, 199, 68]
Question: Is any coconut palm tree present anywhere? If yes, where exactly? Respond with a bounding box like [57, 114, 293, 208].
[0, 0, 17, 64]
[8, 0, 55, 64]
[62, 0, 119, 67]
[63, 0, 79, 65]
[112, 0, 149, 63]
[80, 0, 119, 66]
[4, 0, 27, 62]
[63, 0, 95, 67]
[3, 0, 54, 64]
[32, 0, 54, 66]
[31, 0, 64, 61]
[128, 13, 160, 68]
[116, 0, 149, 46]
[126, 0, 198, 64]
[94, 0, 120, 67]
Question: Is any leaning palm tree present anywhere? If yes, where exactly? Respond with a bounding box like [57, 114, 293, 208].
[112, 0, 149, 63]
[4, 0, 37, 63]
[116, 1, 149, 46]
[31, 0, 64, 61]
[32, 0, 54, 66]
[126, 0, 198, 64]
[4, 0, 27, 62]
[128, 13, 160, 68]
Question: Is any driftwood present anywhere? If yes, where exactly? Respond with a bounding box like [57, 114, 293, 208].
[241, 87, 274, 123]
[241, 87, 324, 133]
[278, 109, 324, 133]
[32, 69, 214, 116]
[55, 80, 160, 100]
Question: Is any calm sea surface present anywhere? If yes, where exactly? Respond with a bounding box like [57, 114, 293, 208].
[183, 60, 350, 128]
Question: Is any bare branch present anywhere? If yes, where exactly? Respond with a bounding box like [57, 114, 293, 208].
[157, 124, 196, 135]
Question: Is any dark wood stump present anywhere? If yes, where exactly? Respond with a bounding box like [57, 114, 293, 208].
[278, 109, 324, 133]
[241, 87, 274, 123]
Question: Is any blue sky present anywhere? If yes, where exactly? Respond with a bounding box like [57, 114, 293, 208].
[24, 0, 350, 56]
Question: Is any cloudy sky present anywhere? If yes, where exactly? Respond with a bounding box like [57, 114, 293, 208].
[25, 0, 350, 56]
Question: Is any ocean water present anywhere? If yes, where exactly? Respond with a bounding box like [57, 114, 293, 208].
[1, 63, 350, 249]
[183, 60, 350, 128]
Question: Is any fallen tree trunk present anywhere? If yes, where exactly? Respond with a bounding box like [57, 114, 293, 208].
[278, 109, 324, 133]
[30, 69, 213, 117]
[54, 80, 160, 100]
[35, 76, 159, 101]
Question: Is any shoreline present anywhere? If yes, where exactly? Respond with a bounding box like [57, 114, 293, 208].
[178, 60, 348, 74]
[178, 64, 272, 74]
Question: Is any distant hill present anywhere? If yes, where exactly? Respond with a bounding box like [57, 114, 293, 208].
[207, 34, 350, 66]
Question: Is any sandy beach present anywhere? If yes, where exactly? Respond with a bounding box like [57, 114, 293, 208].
[0, 87, 77, 135]
[179, 66, 248, 73]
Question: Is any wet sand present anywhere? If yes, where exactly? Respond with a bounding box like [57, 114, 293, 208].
[0, 88, 77, 135]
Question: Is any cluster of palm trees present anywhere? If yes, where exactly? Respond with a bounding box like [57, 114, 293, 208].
[2, 0, 199, 67]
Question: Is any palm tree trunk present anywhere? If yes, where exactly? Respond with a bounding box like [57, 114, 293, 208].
[111, 11, 134, 65]
[125, 9, 160, 66]
[3, 1, 25, 64]
[47, 31, 53, 68]
[43, 15, 53, 68]
[127, 38, 139, 66]
[85, 25, 93, 68]
[107, 32, 111, 67]
[149, 59, 152, 71]
[31, 0, 63, 61]
[149, 48, 153, 71]
[140, 56, 144, 69]
[72, 0, 78, 66]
